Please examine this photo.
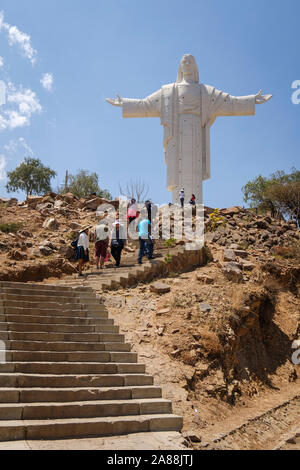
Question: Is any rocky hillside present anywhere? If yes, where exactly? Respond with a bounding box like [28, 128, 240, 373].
[0, 194, 299, 283]
[0, 193, 120, 282]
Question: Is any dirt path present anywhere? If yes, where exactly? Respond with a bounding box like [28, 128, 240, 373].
[198, 383, 300, 450]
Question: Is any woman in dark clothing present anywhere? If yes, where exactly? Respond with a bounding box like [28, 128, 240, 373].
[189, 194, 196, 205]
[110, 221, 127, 267]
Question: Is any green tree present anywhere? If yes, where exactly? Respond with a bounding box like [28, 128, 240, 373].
[267, 180, 300, 226]
[64, 170, 112, 199]
[6, 157, 56, 197]
[242, 168, 300, 217]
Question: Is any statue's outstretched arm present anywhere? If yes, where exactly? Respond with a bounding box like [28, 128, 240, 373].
[106, 94, 123, 107]
[255, 89, 273, 104]
[106, 89, 161, 118]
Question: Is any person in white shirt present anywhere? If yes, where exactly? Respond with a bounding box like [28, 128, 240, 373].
[179, 188, 184, 208]
[75, 225, 91, 277]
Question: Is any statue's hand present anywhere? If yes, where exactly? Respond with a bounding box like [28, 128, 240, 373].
[255, 89, 273, 104]
[105, 94, 123, 107]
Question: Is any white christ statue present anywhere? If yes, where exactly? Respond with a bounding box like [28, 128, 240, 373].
[106, 54, 272, 204]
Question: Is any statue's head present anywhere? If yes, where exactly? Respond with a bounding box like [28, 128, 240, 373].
[177, 54, 199, 83]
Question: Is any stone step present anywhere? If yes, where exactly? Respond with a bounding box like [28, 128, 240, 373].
[1, 302, 106, 311]
[0, 282, 92, 293]
[0, 294, 102, 304]
[0, 305, 108, 318]
[0, 386, 162, 403]
[0, 398, 172, 420]
[4, 340, 131, 352]
[0, 322, 119, 334]
[0, 414, 183, 441]
[0, 284, 96, 301]
[0, 362, 145, 375]
[0, 331, 124, 344]
[0, 307, 108, 318]
[0, 281, 183, 441]
[1, 314, 113, 326]
[0, 373, 154, 388]
[2, 351, 138, 363]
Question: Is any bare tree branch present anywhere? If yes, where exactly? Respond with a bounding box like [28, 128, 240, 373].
[118, 178, 149, 203]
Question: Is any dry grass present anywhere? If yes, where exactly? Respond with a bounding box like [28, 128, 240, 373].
[199, 329, 223, 357]
[272, 241, 300, 262]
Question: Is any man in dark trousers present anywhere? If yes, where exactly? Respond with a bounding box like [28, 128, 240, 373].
[110, 220, 126, 267]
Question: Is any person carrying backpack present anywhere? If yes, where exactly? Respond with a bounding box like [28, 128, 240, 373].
[75, 225, 91, 277]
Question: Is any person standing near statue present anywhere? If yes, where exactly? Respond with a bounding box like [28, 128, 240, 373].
[106, 54, 272, 206]
[127, 198, 139, 224]
[189, 194, 196, 206]
[179, 189, 185, 208]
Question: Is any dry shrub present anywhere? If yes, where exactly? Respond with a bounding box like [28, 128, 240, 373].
[181, 349, 198, 366]
[273, 242, 300, 262]
[198, 328, 223, 357]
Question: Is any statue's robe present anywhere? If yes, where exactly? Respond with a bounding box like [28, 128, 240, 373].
[122, 83, 256, 203]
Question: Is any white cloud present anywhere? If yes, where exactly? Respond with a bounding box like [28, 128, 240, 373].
[0, 81, 42, 130]
[3, 138, 33, 157]
[0, 56, 3, 67]
[41, 73, 54, 92]
[0, 11, 37, 65]
[18, 137, 33, 155]
[0, 155, 7, 182]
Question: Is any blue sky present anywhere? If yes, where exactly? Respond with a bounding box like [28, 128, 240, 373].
[0, 0, 299, 207]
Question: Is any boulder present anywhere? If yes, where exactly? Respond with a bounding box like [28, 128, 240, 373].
[18, 230, 33, 238]
[36, 203, 53, 212]
[26, 196, 43, 208]
[240, 260, 255, 271]
[61, 193, 77, 204]
[84, 197, 103, 210]
[223, 249, 237, 262]
[54, 200, 66, 209]
[221, 206, 242, 216]
[42, 195, 55, 204]
[69, 222, 82, 231]
[196, 274, 214, 284]
[199, 302, 211, 313]
[150, 282, 171, 294]
[59, 245, 75, 260]
[234, 249, 248, 258]
[0, 197, 10, 204]
[41, 240, 56, 250]
[8, 198, 18, 206]
[252, 219, 270, 230]
[62, 260, 77, 274]
[222, 262, 243, 282]
[8, 250, 28, 261]
[39, 245, 53, 256]
[42, 218, 59, 230]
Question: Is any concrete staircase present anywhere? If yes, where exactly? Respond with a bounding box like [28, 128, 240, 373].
[46, 245, 206, 292]
[0, 281, 182, 441]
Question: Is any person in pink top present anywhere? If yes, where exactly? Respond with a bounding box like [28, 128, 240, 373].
[127, 198, 138, 224]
